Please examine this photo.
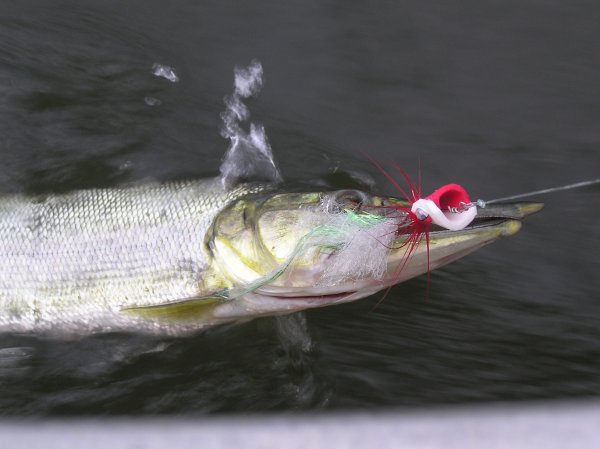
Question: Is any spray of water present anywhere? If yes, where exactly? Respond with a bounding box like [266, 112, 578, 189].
[219, 60, 282, 188]
[151, 63, 179, 83]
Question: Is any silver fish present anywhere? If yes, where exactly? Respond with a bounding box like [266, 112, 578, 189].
[0, 178, 542, 335]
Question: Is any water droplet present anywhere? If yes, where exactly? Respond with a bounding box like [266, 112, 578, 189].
[151, 63, 179, 82]
[144, 96, 161, 106]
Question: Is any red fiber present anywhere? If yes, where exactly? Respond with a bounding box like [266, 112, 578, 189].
[364, 155, 433, 302]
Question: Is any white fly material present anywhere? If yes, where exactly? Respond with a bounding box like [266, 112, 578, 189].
[228, 204, 399, 297]
[315, 211, 398, 286]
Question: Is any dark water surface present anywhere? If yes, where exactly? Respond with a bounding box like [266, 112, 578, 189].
[0, 0, 599, 415]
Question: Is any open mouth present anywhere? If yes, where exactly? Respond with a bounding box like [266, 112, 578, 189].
[255, 203, 543, 304]
[429, 216, 512, 233]
[427, 201, 544, 234]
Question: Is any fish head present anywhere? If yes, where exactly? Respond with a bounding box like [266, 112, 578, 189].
[205, 187, 543, 318]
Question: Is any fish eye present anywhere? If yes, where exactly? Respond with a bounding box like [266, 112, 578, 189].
[332, 190, 370, 210]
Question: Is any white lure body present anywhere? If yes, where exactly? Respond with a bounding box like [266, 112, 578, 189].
[411, 198, 477, 231]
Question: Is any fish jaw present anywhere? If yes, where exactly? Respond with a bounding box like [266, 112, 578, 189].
[202, 204, 541, 322]
[201, 220, 521, 324]
[385, 218, 523, 283]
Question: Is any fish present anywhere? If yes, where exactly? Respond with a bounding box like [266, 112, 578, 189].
[0, 175, 543, 335]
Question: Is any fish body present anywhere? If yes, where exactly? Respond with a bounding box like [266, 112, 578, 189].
[0, 179, 266, 333]
[0, 178, 542, 335]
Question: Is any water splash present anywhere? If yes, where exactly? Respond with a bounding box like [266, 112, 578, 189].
[151, 63, 179, 82]
[219, 60, 282, 188]
[144, 96, 161, 106]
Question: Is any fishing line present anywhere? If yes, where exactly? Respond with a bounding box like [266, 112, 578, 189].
[484, 178, 600, 205]
[449, 178, 600, 211]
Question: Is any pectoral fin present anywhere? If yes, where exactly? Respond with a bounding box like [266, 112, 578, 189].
[122, 294, 229, 321]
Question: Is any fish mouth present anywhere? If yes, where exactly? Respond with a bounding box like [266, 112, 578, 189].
[425, 201, 544, 236]
[428, 216, 520, 237]
[258, 201, 544, 303]
[467, 201, 544, 223]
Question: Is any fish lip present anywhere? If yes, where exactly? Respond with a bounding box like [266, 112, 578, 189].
[418, 217, 522, 242]
[472, 201, 544, 220]
[426, 201, 544, 236]
[430, 217, 513, 233]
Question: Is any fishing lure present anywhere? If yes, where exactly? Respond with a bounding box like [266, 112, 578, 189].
[358, 157, 479, 297]
[410, 183, 477, 231]
[369, 155, 599, 234]
[365, 157, 478, 257]
[365, 156, 598, 295]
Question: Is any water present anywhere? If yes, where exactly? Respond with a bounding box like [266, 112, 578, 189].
[0, 0, 599, 415]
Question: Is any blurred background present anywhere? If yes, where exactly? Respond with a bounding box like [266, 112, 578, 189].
[0, 0, 598, 415]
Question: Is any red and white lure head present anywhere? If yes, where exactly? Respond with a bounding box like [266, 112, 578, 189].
[412, 184, 477, 231]
[364, 156, 478, 233]
[364, 156, 480, 297]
